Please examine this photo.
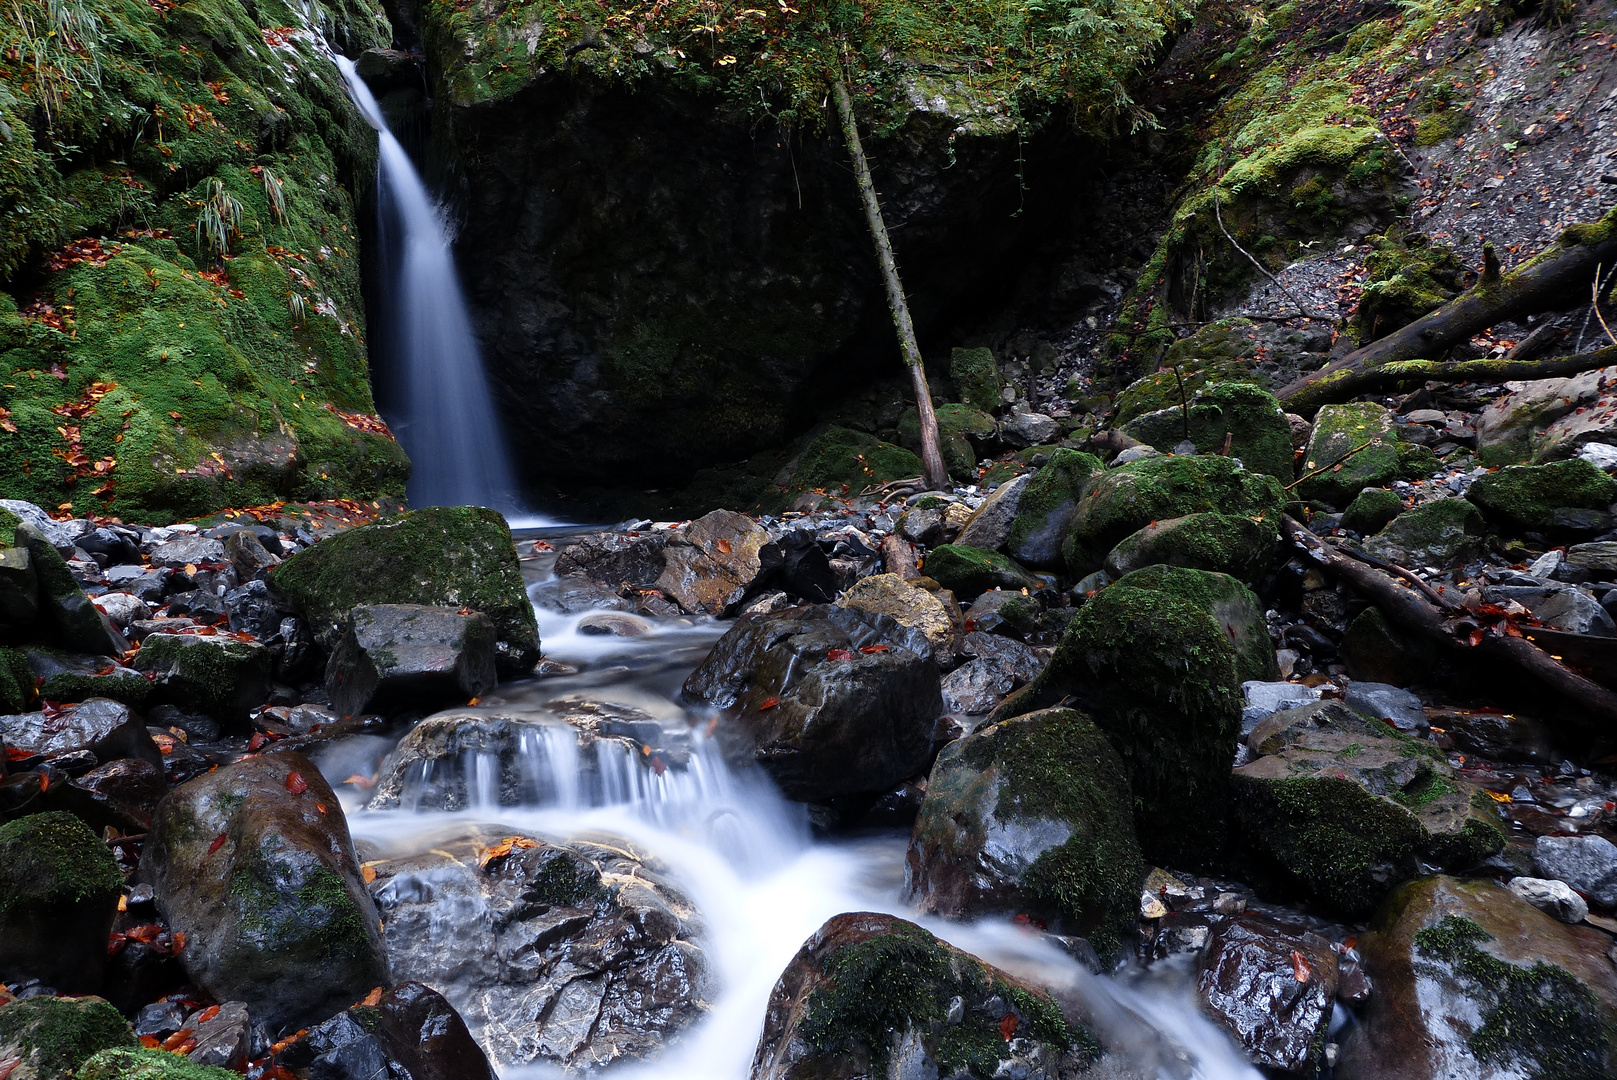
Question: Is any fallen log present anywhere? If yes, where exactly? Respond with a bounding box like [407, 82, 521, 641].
[1280, 514, 1617, 727]
[1275, 344, 1617, 407]
[1279, 211, 1617, 413]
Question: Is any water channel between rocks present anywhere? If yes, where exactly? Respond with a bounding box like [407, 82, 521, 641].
[300, 524, 1263, 1080]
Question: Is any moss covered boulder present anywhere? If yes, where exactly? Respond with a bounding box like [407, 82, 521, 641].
[1363, 498, 1485, 569]
[1112, 320, 1270, 425]
[1296, 402, 1437, 506]
[1341, 487, 1405, 535]
[14, 522, 122, 656]
[768, 427, 923, 507]
[907, 707, 1143, 961]
[1466, 459, 1617, 534]
[1354, 230, 1467, 339]
[1120, 383, 1295, 480]
[0, 811, 123, 993]
[922, 545, 1040, 600]
[1004, 450, 1104, 568]
[900, 404, 997, 482]
[751, 911, 1094, 1080]
[1233, 702, 1504, 916]
[132, 634, 270, 726]
[77, 1047, 239, 1080]
[140, 751, 388, 1030]
[0, 996, 135, 1080]
[1338, 876, 1617, 1080]
[1109, 564, 1277, 684]
[992, 575, 1244, 866]
[949, 347, 1002, 413]
[1102, 511, 1278, 585]
[1062, 455, 1284, 576]
[272, 506, 539, 677]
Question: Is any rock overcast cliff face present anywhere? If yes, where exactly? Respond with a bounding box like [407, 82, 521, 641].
[0, 0, 407, 523]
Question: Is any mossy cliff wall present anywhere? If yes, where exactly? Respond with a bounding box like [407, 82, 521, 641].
[0, 0, 407, 522]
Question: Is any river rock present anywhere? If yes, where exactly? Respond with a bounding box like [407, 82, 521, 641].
[1337, 875, 1617, 1080]
[179, 1001, 250, 1071]
[22, 647, 151, 707]
[326, 604, 497, 717]
[222, 529, 280, 581]
[1466, 458, 1617, 534]
[1343, 682, 1428, 733]
[834, 573, 960, 659]
[1196, 912, 1340, 1074]
[0, 542, 38, 634]
[1362, 497, 1483, 569]
[1122, 382, 1296, 480]
[271, 506, 540, 677]
[656, 509, 771, 615]
[18, 522, 125, 655]
[66, 757, 168, 831]
[1487, 583, 1616, 635]
[1556, 540, 1617, 584]
[91, 591, 150, 629]
[132, 633, 270, 726]
[140, 752, 388, 1029]
[1508, 876, 1589, 923]
[1234, 701, 1504, 915]
[1533, 834, 1617, 908]
[367, 828, 711, 1073]
[0, 697, 161, 768]
[555, 531, 669, 589]
[939, 658, 1015, 716]
[922, 544, 1040, 599]
[1296, 402, 1432, 506]
[907, 707, 1143, 960]
[1102, 511, 1278, 585]
[1004, 450, 1105, 568]
[955, 473, 1031, 550]
[0, 811, 124, 993]
[0, 996, 135, 1078]
[1241, 681, 1321, 739]
[751, 911, 1091, 1080]
[683, 604, 941, 801]
[287, 982, 497, 1080]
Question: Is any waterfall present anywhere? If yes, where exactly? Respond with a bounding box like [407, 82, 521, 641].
[334, 56, 521, 513]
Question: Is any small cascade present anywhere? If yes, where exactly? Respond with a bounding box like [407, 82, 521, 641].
[334, 56, 522, 513]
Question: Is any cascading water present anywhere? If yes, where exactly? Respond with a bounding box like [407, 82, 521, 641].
[334, 56, 522, 513]
[309, 530, 1266, 1080]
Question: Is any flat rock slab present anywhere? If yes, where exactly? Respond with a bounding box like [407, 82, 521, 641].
[326, 604, 497, 718]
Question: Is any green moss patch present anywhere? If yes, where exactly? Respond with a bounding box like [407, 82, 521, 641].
[78, 1047, 241, 1080]
[1467, 459, 1617, 533]
[949, 347, 1002, 413]
[0, 996, 134, 1077]
[922, 544, 1039, 599]
[0, 810, 122, 921]
[1120, 382, 1294, 480]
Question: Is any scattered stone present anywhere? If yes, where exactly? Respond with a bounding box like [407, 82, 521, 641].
[0, 811, 124, 993]
[1489, 584, 1616, 636]
[184, 1001, 250, 1071]
[149, 536, 228, 570]
[1556, 540, 1617, 584]
[1341, 487, 1405, 535]
[955, 473, 1031, 550]
[1534, 834, 1617, 909]
[577, 611, 652, 636]
[0, 697, 161, 767]
[1363, 498, 1483, 568]
[21, 647, 151, 707]
[1296, 402, 1433, 506]
[1508, 876, 1590, 924]
[91, 591, 150, 629]
[325, 604, 497, 717]
[287, 982, 498, 1080]
[1345, 682, 1429, 733]
[554, 531, 668, 589]
[1196, 912, 1340, 1074]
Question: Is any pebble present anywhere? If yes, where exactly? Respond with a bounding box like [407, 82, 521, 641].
[1508, 876, 1590, 924]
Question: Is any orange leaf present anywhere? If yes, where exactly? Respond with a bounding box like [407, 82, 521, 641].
[858, 644, 890, 654]
[125, 924, 163, 943]
[171, 930, 186, 955]
[478, 836, 539, 868]
[1290, 950, 1311, 983]
[359, 986, 384, 1007]
[759, 697, 781, 710]
[999, 1013, 1018, 1041]
[285, 771, 308, 794]
[343, 773, 376, 789]
[1467, 628, 1485, 648]
[826, 648, 854, 661]
[362, 865, 377, 884]
[716, 538, 733, 554]
[650, 755, 667, 776]
[194, 1005, 220, 1025]
[139, 1035, 161, 1048]
[207, 832, 228, 855]
[0, 1059, 21, 1080]
[161, 1029, 192, 1051]
[247, 732, 268, 751]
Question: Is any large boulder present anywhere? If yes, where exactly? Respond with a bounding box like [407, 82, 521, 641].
[1475, 362, 1617, 464]
[955, 473, 1032, 551]
[21, 648, 150, 708]
[367, 828, 711, 1072]
[656, 509, 772, 615]
[1062, 455, 1283, 576]
[325, 604, 497, 717]
[1196, 912, 1340, 1075]
[0, 696, 161, 770]
[1112, 564, 1277, 683]
[130, 634, 271, 726]
[1362, 497, 1484, 568]
[1296, 402, 1435, 506]
[906, 707, 1143, 961]
[0, 996, 135, 1078]
[1465, 458, 1617, 534]
[15, 520, 123, 655]
[140, 752, 388, 1030]
[835, 573, 961, 660]
[1003, 450, 1104, 568]
[554, 531, 669, 589]
[1337, 875, 1617, 1080]
[285, 982, 498, 1080]
[683, 605, 941, 801]
[0, 811, 124, 993]
[1121, 382, 1295, 480]
[1233, 701, 1504, 915]
[750, 911, 1092, 1080]
[1102, 511, 1278, 585]
[922, 545, 1040, 600]
[271, 506, 539, 677]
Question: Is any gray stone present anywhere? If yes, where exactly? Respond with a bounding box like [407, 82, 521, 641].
[1489, 584, 1616, 636]
[0, 545, 37, 629]
[224, 529, 280, 580]
[90, 591, 149, 629]
[132, 633, 271, 725]
[186, 1001, 250, 1071]
[1508, 876, 1590, 924]
[1579, 442, 1617, 470]
[0, 500, 89, 552]
[656, 510, 771, 616]
[1240, 680, 1321, 738]
[1000, 408, 1060, 447]
[0, 698, 161, 766]
[149, 535, 228, 570]
[326, 604, 498, 718]
[1534, 834, 1617, 908]
[1557, 541, 1617, 584]
[554, 531, 668, 589]
[1197, 913, 1340, 1073]
[955, 474, 1031, 551]
[1345, 682, 1429, 733]
[939, 657, 1015, 715]
[1528, 549, 1565, 579]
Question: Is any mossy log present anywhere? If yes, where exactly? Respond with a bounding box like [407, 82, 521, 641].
[1281, 514, 1617, 727]
[1279, 211, 1617, 413]
[1280, 346, 1617, 410]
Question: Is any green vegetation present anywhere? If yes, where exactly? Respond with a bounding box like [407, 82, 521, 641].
[79, 1047, 242, 1079]
[0, 810, 123, 920]
[949, 346, 1001, 412]
[923, 544, 1039, 598]
[1341, 487, 1404, 535]
[1363, 497, 1483, 568]
[0, 996, 135, 1077]
[1120, 381, 1294, 479]
[1355, 228, 1466, 339]
[1110, 563, 1277, 681]
[1103, 510, 1278, 585]
[1466, 459, 1617, 532]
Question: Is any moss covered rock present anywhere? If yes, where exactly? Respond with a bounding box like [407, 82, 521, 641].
[0, 646, 33, 714]
[1466, 459, 1617, 534]
[922, 545, 1040, 600]
[907, 707, 1144, 961]
[1114, 564, 1277, 683]
[1062, 454, 1284, 576]
[769, 427, 923, 507]
[1004, 450, 1104, 568]
[1354, 230, 1466, 340]
[1103, 511, 1278, 585]
[1112, 320, 1270, 425]
[77, 1047, 240, 1080]
[140, 751, 388, 1029]
[0, 996, 134, 1080]
[1341, 487, 1405, 535]
[1363, 498, 1484, 569]
[751, 911, 1094, 1080]
[900, 404, 997, 482]
[1340, 876, 1617, 1080]
[949, 347, 1002, 413]
[132, 634, 270, 725]
[1233, 702, 1504, 916]
[1297, 402, 1437, 506]
[16, 523, 121, 656]
[0, 811, 123, 994]
[1341, 606, 1436, 688]
[1120, 383, 1294, 480]
[272, 506, 539, 677]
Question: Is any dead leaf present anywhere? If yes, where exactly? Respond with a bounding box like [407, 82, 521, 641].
[362, 865, 377, 884]
[479, 836, 540, 868]
[827, 648, 854, 661]
[343, 773, 376, 789]
[759, 696, 781, 710]
[999, 1013, 1018, 1041]
[359, 987, 384, 1007]
[207, 832, 228, 855]
[1290, 950, 1311, 983]
[285, 771, 308, 795]
[858, 644, 890, 654]
[716, 538, 733, 554]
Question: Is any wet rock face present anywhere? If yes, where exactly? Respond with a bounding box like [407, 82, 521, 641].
[835, 573, 962, 660]
[0, 811, 124, 994]
[131, 633, 272, 727]
[140, 752, 389, 1030]
[682, 604, 942, 801]
[289, 982, 497, 1080]
[751, 911, 1091, 1080]
[1339, 875, 1617, 1080]
[366, 829, 711, 1073]
[1195, 912, 1339, 1074]
[656, 510, 772, 616]
[0, 697, 162, 769]
[555, 531, 669, 589]
[325, 604, 498, 717]
[906, 707, 1143, 960]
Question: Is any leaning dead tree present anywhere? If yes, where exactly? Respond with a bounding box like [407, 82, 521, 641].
[1279, 210, 1617, 413]
[832, 76, 949, 491]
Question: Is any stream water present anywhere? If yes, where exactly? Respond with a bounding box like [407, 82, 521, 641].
[302, 527, 1264, 1080]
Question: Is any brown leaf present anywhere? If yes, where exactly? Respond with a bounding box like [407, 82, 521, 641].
[716, 538, 733, 554]
[759, 696, 781, 710]
[359, 987, 384, 1007]
[999, 1013, 1019, 1041]
[284, 770, 308, 794]
[826, 648, 854, 661]
[1291, 950, 1311, 983]
[343, 773, 376, 789]
[858, 644, 890, 654]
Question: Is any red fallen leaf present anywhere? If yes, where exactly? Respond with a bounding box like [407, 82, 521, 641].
[1291, 950, 1311, 983]
[138, 1034, 161, 1048]
[963, 619, 977, 633]
[107, 933, 127, 956]
[247, 732, 268, 751]
[1468, 628, 1486, 648]
[826, 648, 854, 661]
[125, 924, 163, 943]
[207, 833, 227, 855]
[1504, 622, 1524, 638]
[530, 540, 554, 552]
[36, 771, 49, 792]
[478, 836, 539, 868]
[758, 697, 781, 710]
[194, 1004, 220, 1025]
[5, 747, 31, 761]
[649, 755, 667, 776]
[285, 771, 308, 794]
[171, 930, 186, 955]
[858, 644, 890, 654]
[0, 1057, 19, 1080]
[343, 773, 376, 789]
[999, 1013, 1019, 1041]
[716, 538, 733, 554]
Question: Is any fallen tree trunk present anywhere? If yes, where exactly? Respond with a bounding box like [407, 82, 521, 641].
[1275, 344, 1617, 406]
[1281, 514, 1617, 727]
[1279, 211, 1617, 413]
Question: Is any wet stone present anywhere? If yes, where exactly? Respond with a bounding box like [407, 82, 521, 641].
[1533, 834, 1617, 909]
[1195, 912, 1340, 1074]
[326, 604, 498, 718]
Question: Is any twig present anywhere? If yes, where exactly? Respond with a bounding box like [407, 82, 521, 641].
[1595, 264, 1617, 347]
[1284, 439, 1379, 491]
[859, 475, 923, 498]
[1212, 191, 1334, 324]
[1172, 361, 1189, 442]
[1332, 540, 1460, 611]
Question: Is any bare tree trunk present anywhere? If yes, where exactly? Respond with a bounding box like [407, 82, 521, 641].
[832, 77, 949, 491]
